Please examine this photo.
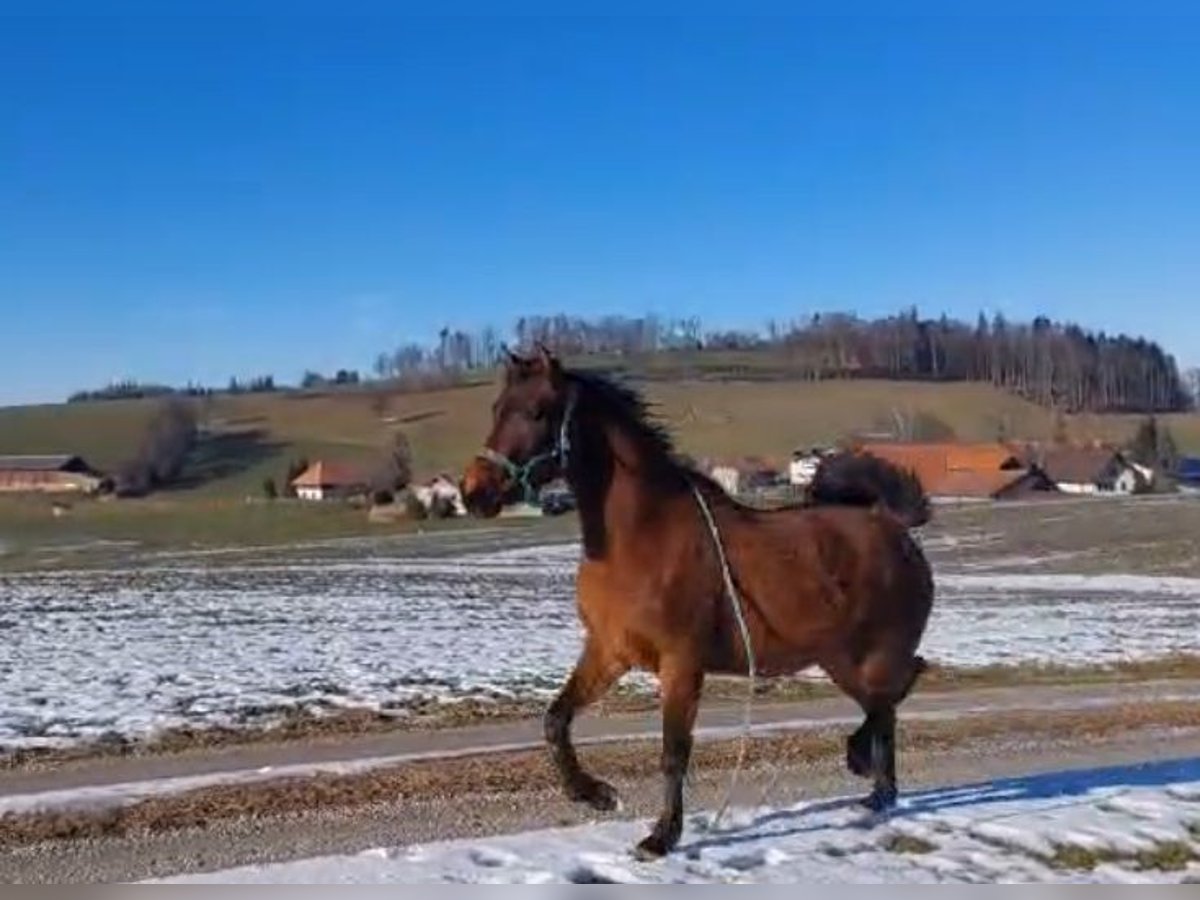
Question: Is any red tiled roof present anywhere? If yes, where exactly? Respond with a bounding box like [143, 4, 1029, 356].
[851, 442, 1027, 497]
[290, 460, 366, 488]
[936, 468, 1042, 499]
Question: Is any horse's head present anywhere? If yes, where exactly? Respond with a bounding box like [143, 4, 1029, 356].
[461, 344, 574, 518]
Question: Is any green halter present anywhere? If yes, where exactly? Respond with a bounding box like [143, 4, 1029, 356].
[477, 389, 577, 503]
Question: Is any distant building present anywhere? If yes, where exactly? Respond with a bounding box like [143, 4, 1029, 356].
[411, 474, 467, 517]
[849, 442, 1029, 500]
[1036, 447, 1146, 495]
[289, 460, 368, 501]
[0, 455, 104, 494]
[933, 466, 1059, 501]
[710, 457, 780, 497]
[788, 447, 833, 488]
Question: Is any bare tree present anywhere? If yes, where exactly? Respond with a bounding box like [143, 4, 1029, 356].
[1185, 367, 1200, 410]
[372, 431, 413, 492]
[114, 397, 198, 495]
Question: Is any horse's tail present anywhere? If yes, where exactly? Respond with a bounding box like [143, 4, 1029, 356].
[806, 451, 931, 529]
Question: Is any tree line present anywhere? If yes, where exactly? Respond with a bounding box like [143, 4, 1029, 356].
[761, 310, 1190, 413]
[67, 308, 1193, 415]
[372, 309, 1192, 413]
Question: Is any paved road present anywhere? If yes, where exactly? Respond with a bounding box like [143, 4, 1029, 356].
[9, 728, 1200, 884]
[4, 678, 1197, 798]
[2, 678, 1198, 884]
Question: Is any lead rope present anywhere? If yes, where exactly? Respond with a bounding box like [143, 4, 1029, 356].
[689, 481, 759, 832]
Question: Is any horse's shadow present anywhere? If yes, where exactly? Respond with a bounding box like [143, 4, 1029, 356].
[681, 755, 1200, 857]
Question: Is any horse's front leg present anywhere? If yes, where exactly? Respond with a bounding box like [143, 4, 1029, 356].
[634, 658, 704, 860]
[544, 637, 626, 811]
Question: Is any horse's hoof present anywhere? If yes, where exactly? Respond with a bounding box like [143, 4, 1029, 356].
[631, 833, 673, 861]
[569, 775, 619, 812]
[860, 784, 898, 813]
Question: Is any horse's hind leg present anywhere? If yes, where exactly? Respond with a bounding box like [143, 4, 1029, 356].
[858, 651, 924, 811]
[828, 650, 920, 810]
[544, 638, 626, 812]
[845, 719, 873, 778]
[861, 705, 898, 812]
[634, 658, 703, 860]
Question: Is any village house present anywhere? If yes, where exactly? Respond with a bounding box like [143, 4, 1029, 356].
[709, 457, 780, 497]
[411, 474, 467, 517]
[0, 455, 105, 494]
[932, 466, 1059, 501]
[1034, 447, 1147, 495]
[848, 441, 1057, 501]
[289, 460, 368, 501]
[788, 447, 834, 488]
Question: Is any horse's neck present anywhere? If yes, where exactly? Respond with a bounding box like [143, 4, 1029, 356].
[566, 416, 673, 560]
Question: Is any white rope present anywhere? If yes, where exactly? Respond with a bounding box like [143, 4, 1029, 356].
[689, 481, 757, 832]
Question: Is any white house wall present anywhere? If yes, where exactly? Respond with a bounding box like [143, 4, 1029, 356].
[1056, 482, 1097, 495]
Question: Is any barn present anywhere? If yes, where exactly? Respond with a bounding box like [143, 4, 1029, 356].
[1037, 448, 1146, 495]
[849, 442, 1030, 500]
[0, 455, 105, 494]
[934, 466, 1059, 501]
[289, 460, 368, 501]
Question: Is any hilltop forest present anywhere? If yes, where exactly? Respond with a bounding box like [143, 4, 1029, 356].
[70, 308, 1195, 415]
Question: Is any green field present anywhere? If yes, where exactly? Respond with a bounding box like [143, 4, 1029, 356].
[2, 357, 1198, 554]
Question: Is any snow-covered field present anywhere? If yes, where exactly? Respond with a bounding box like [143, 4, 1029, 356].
[155, 758, 1200, 883]
[4, 541, 1200, 750]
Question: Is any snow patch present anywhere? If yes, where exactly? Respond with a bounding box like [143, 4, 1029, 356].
[4, 545, 1200, 749]
[151, 758, 1200, 883]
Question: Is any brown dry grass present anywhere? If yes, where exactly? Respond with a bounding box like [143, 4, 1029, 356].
[6, 656, 1200, 774]
[1047, 840, 1197, 873]
[1, 699, 1197, 848]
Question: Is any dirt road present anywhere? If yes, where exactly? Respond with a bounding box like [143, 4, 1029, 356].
[2, 678, 1199, 883]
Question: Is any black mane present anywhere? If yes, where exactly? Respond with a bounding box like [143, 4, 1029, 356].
[565, 369, 688, 472]
[560, 366, 930, 528]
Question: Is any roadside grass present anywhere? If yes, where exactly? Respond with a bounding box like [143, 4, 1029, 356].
[2, 699, 1199, 848]
[882, 834, 939, 855]
[0, 495, 495, 565]
[5, 656, 1200, 773]
[1046, 840, 1196, 873]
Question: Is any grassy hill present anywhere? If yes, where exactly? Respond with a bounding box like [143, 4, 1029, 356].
[3, 371, 1199, 502]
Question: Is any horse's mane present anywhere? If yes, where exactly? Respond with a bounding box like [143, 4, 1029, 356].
[560, 366, 930, 527]
[564, 368, 725, 494]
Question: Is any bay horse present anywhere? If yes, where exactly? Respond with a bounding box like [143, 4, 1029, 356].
[461, 347, 934, 859]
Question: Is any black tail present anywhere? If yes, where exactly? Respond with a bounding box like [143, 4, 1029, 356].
[806, 451, 931, 528]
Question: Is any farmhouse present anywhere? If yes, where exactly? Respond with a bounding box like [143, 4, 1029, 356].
[788, 447, 833, 488]
[0, 455, 104, 494]
[709, 457, 780, 496]
[849, 441, 1037, 500]
[1036, 447, 1146, 495]
[933, 466, 1059, 501]
[289, 460, 368, 501]
[410, 474, 467, 517]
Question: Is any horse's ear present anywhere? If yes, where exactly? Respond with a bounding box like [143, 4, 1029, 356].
[502, 344, 525, 381]
[534, 342, 564, 383]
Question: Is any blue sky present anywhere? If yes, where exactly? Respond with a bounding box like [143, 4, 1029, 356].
[2, 8, 1199, 404]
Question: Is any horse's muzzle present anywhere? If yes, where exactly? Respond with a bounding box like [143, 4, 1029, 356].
[461, 458, 505, 519]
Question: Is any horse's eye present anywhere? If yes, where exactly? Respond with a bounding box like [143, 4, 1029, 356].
[531, 408, 547, 423]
